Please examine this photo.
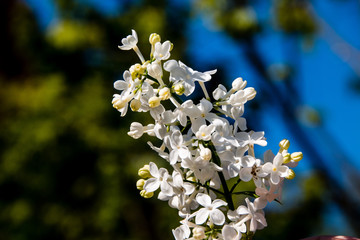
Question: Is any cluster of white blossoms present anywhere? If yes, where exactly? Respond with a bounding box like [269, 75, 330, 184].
[113, 30, 303, 240]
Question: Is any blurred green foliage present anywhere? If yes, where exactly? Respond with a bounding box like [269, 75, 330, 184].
[0, 0, 356, 239]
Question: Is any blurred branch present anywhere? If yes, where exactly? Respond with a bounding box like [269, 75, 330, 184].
[242, 36, 360, 235]
[309, 4, 360, 77]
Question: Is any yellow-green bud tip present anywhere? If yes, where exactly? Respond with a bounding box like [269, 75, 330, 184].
[130, 99, 141, 112]
[286, 169, 295, 179]
[172, 82, 185, 95]
[140, 190, 154, 198]
[279, 139, 290, 151]
[291, 152, 303, 162]
[149, 33, 161, 45]
[282, 153, 291, 164]
[136, 179, 145, 190]
[138, 164, 151, 178]
[186, 176, 196, 182]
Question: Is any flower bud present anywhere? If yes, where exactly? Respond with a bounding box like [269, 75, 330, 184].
[169, 42, 174, 51]
[244, 87, 256, 100]
[291, 152, 303, 162]
[173, 82, 185, 95]
[128, 122, 144, 139]
[232, 77, 247, 91]
[149, 33, 161, 45]
[112, 95, 126, 110]
[286, 169, 295, 179]
[138, 164, 151, 178]
[130, 63, 146, 79]
[148, 96, 161, 108]
[200, 147, 212, 161]
[159, 87, 171, 100]
[147, 62, 163, 79]
[186, 176, 196, 182]
[130, 99, 141, 111]
[282, 153, 291, 164]
[192, 227, 206, 240]
[140, 190, 154, 198]
[136, 179, 145, 190]
[279, 139, 290, 151]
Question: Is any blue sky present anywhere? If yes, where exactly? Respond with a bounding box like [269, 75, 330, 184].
[22, 0, 360, 236]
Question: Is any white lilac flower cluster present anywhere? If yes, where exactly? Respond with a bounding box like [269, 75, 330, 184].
[113, 30, 303, 240]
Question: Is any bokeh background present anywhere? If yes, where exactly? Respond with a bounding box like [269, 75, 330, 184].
[1, 0, 360, 239]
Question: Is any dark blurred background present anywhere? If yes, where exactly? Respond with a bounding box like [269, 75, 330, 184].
[1, 0, 360, 239]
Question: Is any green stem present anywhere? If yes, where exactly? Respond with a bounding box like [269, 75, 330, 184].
[184, 179, 224, 196]
[208, 143, 235, 210]
[230, 178, 242, 193]
[232, 191, 258, 198]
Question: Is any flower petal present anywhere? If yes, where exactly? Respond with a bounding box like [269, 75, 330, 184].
[195, 208, 209, 225]
[210, 209, 225, 225]
[196, 193, 212, 207]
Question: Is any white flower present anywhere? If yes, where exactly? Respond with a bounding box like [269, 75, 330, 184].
[112, 93, 133, 117]
[147, 61, 163, 80]
[211, 118, 239, 148]
[232, 77, 247, 91]
[239, 158, 266, 187]
[154, 40, 172, 61]
[220, 146, 253, 178]
[235, 130, 267, 148]
[173, 100, 197, 127]
[144, 162, 173, 196]
[229, 90, 248, 107]
[164, 60, 214, 96]
[199, 145, 212, 161]
[166, 171, 195, 210]
[127, 122, 144, 139]
[127, 122, 155, 139]
[114, 70, 136, 93]
[173, 224, 191, 240]
[181, 157, 220, 184]
[229, 198, 267, 233]
[118, 29, 138, 50]
[167, 130, 191, 164]
[255, 183, 280, 209]
[191, 193, 227, 225]
[191, 99, 218, 132]
[213, 84, 227, 100]
[231, 107, 247, 131]
[195, 124, 216, 141]
[262, 152, 289, 185]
